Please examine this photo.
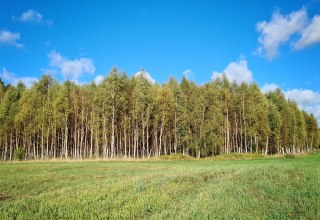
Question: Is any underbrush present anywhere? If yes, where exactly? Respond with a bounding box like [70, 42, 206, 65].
[205, 153, 266, 160]
[1, 152, 313, 163]
[152, 153, 195, 161]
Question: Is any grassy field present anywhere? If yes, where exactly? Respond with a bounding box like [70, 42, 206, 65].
[0, 153, 320, 219]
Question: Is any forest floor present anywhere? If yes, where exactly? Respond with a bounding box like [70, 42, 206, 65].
[0, 153, 319, 219]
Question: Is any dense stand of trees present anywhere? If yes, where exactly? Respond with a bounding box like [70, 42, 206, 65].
[0, 69, 319, 160]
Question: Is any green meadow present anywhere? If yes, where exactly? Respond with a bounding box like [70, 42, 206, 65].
[1, 153, 320, 219]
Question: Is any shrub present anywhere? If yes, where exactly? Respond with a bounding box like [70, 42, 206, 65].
[14, 148, 26, 161]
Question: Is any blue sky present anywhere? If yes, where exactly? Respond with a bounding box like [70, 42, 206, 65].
[1, 0, 320, 121]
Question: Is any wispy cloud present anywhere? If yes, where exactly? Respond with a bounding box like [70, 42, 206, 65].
[13, 9, 53, 25]
[182, 69, 194, 79]
[211, 57, 253, 84]
[47, 51, 95, 81]
[0, 30, 24, 48]
[1, 68, 38, 88]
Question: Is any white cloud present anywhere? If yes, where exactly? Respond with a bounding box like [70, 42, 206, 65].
[1, 68, 38, 88]
[294, 15, 320, 50]
[285, 89, 320, 106]
[211, 57, 253, 84]
[94, 75, 104, 84]
[14, 9, 53, 25]
[48, 51, 95, 80]
[134, 70, 156, 84]
[0, 30, 24, 48]
[261, 83, 279, 93]
[256, 8, 307, 59]
[285, 89, 320, 124]
[257, 8, 320, 59]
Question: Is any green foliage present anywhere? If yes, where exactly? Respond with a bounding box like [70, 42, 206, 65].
[13, 148, 26, 161]
[0, 72, 318, 160]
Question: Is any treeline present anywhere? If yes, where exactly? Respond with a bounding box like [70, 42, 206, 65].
[0, 68, 319, 160]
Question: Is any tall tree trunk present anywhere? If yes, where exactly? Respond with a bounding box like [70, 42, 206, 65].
[124, 117, 127, 158]
[90, 125, 93, 159]
[111, 100, 115, 158]
[142, 118, 145, 158]
[133, 123, 137, 159]
[146, 115, 150, 158]
[95, 126, 99, 159]
[46, 131, 49, 159]
[9, 132, 13, 160]
[4, 135, 8, 161]
[265, 135, 269, 155]
[242, 97, 247, 154]
[226, 107, 230, 154]
[64, 115, 68, 159]
[174, 110, 177, 154]
[159, 116, 164, 156]
[103, 115, 107, 158]
[41, 126, 44, 159]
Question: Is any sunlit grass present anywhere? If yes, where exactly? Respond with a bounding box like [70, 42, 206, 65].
[0, 153, 319, 219]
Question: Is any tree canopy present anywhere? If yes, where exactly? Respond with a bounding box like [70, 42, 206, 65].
[0, 69, 318, 160]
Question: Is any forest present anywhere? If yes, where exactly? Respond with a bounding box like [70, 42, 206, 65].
[0, 68, 319, 160]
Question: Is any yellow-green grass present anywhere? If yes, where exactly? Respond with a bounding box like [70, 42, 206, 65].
[0, 153, 320, 219]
